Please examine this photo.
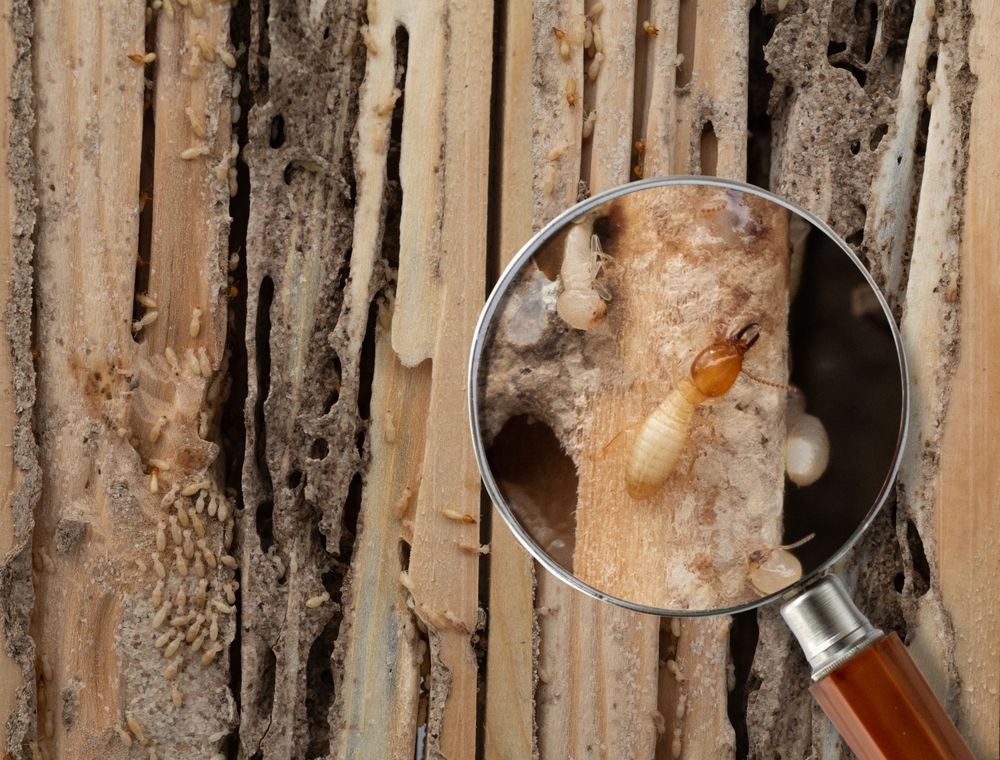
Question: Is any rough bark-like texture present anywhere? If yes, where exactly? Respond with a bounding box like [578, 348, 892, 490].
[0, 0, 40, 756]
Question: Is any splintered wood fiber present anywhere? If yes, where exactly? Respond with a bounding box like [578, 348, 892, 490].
[1, 0, 994, 759]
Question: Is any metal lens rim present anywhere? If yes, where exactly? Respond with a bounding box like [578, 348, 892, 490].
[467, 175, 910, 618]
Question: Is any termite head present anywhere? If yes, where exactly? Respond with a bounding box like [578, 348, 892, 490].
[690, 322, 760, 397]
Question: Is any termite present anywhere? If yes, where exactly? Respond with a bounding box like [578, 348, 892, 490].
[152, 579, 164, 606]
[128, 52, 157, 65]
[164, 347, 180, 372]
[184, 106, 207, 139]
[189, 0, 204, 17]
[588, 3, 605, 20]
[582, 110, 597, 139]
[747, 533, 815, 595]
[125, 712, 150, 746]
[218, 49, 237, 70]
[197, 346, 212, 376]
[150, 415, 168, 443]
[565, 77, 578, 107]
[642, 20, 660, 36]
[542, 164, 557, 197]
[189, 307, 202, 338]
[136, 292, 157, 309]
[784, 389, 830, 486]
[305, 592, 330, 609]
[171, 687, 183, 709]
[586, 51, 604, 81]
[132, 310, 159, 333]
[623, 322, 764, 500]
[442, 508, 477, 524]
[180, 145, 209, 161]
[556, 214, 610, 331]
[553, 27, 571, 60]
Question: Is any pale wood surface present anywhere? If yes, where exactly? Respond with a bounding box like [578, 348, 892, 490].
[28, 0, 235, 756]
[937, 1, 1000, 754]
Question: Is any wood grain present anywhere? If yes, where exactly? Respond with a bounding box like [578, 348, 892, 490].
[937, 1, 1000, 754]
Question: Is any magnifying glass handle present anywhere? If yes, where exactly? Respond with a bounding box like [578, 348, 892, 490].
[782, 577, 976, 759]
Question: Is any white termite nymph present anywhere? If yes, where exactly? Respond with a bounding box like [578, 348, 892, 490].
[305, 592, 330, 609]
[784, 390, 830, 486]
[180, 145, 210, 160]
[556, 213, 609, 331]
[189, 307, 202, 338]
[582, 109, 597, 140]
[747, 533, 815, 596]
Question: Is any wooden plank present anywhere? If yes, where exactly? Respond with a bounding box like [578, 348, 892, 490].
[484, 1, 539, 756]
[394, 1, 493, 757]
[0, 0, 38, 755]
[936, 1, 1000, 754]
[30, 0, 236, 756]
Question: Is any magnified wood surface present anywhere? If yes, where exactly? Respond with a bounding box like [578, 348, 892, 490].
[0, 0, 996, 759]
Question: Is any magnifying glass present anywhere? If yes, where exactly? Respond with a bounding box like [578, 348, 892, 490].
[469, 178, 974, 759]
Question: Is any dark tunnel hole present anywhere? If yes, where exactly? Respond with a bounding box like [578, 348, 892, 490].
[310, 438, 330, 460]
[486, 414, 579, 572]
[255, 500, 274, 553]
[269, 114, 285, 148]
[906, 519, 931, 597]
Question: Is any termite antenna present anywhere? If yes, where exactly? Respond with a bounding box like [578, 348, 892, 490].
[740, 367, 792, 391]
[780, 532, 816, 551]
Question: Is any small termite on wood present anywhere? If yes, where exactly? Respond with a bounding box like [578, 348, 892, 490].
[553, 27, 571, 60]
[748, 533, 815, 595]
[565, 77, 578, 107]
[125, 712, 150, 746]
[582, 110, 597, 140]
[624, 322, 766, 499]
[557, 213, 610, 331]
[136, 292, 157, 309]
[132, 310, 159, 334]
[128, 52, 157, 65]
[218, 49, 237, 69]
[376, 87, 402, 117]
[442, 508, 477, 524]
[586, 51, 604, 81]
[184, 106, 207, 139]
[642, 20, 659, 37]
[189, 307, 202, 338]
[457, 541, 490, 555]
[180, 145, 210, 161]
[306, 592, 330, 609]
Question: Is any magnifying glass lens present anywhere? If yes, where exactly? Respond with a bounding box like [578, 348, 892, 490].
[472, 181, 904, 614]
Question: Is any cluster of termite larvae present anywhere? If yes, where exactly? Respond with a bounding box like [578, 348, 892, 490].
[133, 0, 242, 198]
[549, 204, 833, 597]
[148, 477, 237, 681]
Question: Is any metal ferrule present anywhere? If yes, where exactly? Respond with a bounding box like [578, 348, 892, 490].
[780, 575, 884, 682]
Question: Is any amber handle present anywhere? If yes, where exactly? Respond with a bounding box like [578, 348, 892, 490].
[810, 632, 976, 759]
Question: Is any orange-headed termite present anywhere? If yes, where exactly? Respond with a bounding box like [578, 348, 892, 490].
[624, 322, 763, 499]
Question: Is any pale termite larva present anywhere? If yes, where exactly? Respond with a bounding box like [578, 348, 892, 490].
[593, 24, 604, 54]
[305, 592, 330, 609]
[136, 292, 157, 309]
[553, 27, 571, 60]
[443, 610, 469, 634]
[191, 512, 205, 539]
[132, 310, 159, 333]
[442, 509, 477, 524]
[557, 214, 609, 331]
[152, 553, 166, 580]
[784, 390, 830, 486]
[149, 469, 159, 494]
[114, 726, 133, 748]
[185, 106, 207, 139]
[189, 0, 204, 17]
[176, 503, 190, 529]
[194, 34, 215, 62]
[164, 347, 179, 372]
[565, 77, 578, 107]
[457, 541, 490, 555]
[125, 712, 150, 746]
[171, 687, 183, 709]
[213, 600, 235, 615]
[180, 145, 209, 160]
[149, 457, 171, 472]
[588, 3, 605, 20]
[586, 51, 604, 81]
[169, 516, 182, 545]
[582, 110, 597, 140]
[164, 662, 178, 680]
[128, 52, 157, 65]
[182, 479, 210, 497]
[174, 548, 188, 576]
[201, 644, 222, 666]
[197, 346, 212, 377]
[150, 415, 167, 443]
[376, 86, 402, 117]
[542, 164, 557, 197]
[193, 554, 206, 579]
[624, 322, 762, 500]
[747, 533, 815, 595]
[152, 579, 164, 606]
[163, 635, 182, 658]
[218, 49, 237, 69]
[642, 20, 659, 36]
[651, 710, 666, 735]
[220, 554, 236, 569]
[189, 307, 202, 338]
